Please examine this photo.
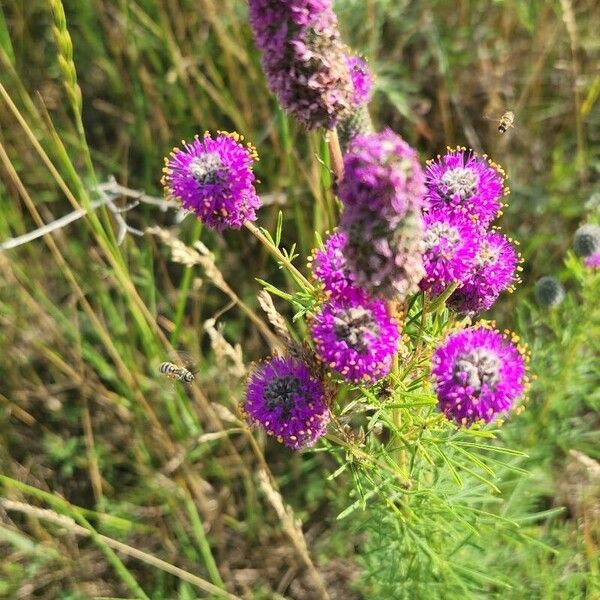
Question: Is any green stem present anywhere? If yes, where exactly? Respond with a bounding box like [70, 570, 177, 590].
[427, 281, 460, 314]
[183, 494, 225, 589]
[244, 221, 313, 290]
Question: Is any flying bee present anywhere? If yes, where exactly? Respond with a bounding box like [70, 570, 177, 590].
[159, 351, 197, 384]
[485, 110, 515, 134]
[159, 361, 195, 383]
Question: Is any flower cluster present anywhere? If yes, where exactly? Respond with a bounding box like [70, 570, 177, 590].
[162, 132, 260, 231]
[432, 327, 527, 424]
[421, 148, 519, 312]
[154, 2, 536, 462]
[247, 0, 353, 129]
[339, 129, 427, 299]
[245, 356, 330, 449]
[311, 288, 399, 383]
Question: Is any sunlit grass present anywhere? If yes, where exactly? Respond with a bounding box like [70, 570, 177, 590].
[0, 0, 598, 598]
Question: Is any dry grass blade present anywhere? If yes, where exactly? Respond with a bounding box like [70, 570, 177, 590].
[257, 289, 293, 344]
[204, 318, 246, 379]
[257, 470, 330, 600]
[147, 226, 281, 349]
[0, 498, 241, 600]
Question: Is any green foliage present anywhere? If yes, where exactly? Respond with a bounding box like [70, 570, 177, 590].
[0, 0, 598, 598]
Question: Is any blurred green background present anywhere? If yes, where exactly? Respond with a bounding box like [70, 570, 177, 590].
[0, 0, 598, 598]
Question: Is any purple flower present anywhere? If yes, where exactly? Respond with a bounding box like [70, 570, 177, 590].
[339, 130, 427, 299]
[584, 252, 600, 269]
[340, 129, 426, 217]
[420, 210, 481, 297]
[245, 356, 330, 449]
[347, 55, 373, 107]
[311, 289, 399, 383]
[162, 132, 260, 231]
[247, 0, 353, 129]
[432, 327, 527, 425]
[310, 231, 354, 296]
[425, 148, 507, 227]
[448, 231, 521, 313]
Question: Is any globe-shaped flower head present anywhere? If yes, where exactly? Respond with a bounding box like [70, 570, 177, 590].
[311, 288, 399, 383]
[310, 231, 354, 297]
[535, 276, 565, 308]
[420, 210, 482, 297]
[448, 231, 521, 314]
[432, 327, 527, 425]
[245, 356, 330, 450]
[163, 132, 260, 231]
[425, 148, 507, 227]
[247, 0, 353, 129]
[573, 224, 600, 258]
[347, 55, 373, 107]
[339, 130, 427, 299]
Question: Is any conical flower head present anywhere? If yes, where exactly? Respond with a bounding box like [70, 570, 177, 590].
[245, 356, 329, 449]
[311, 288, 399, 383]
[339, 130, 427, 299]
[248, 0, 353, 129]
[432, 327, 527, 425]
[162, 132, 260, 231]
[342, 210, 425, 300]
[339, 129, 426, 217]
[425, 148, 507, 227]
[448, 231, 521, 314]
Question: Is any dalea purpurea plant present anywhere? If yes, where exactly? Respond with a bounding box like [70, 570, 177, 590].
[156, 2, 538, 582]
[2, 0, 599, 597]
[163, 1, 527, 445]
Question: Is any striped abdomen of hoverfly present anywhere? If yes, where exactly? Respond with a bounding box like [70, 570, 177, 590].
[159, 362, 195, 383]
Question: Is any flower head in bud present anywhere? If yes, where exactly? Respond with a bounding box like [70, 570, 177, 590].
[432, 327, 527, 425]
[311, 288, 399, 383]
[425, 148, 507, 227]
[573, 224, 600, 258]
[449, 231, 521, 313]
[339, 130, 427, 299]
[310, 231, 355, 296]
[420, 210, 481, 297]
[248, 0, 353, 129]
[535, 276, 565, 308]
[347, 55, 373, 107]
[245, 356, 329, 449]
[163, 132, 260, 231]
